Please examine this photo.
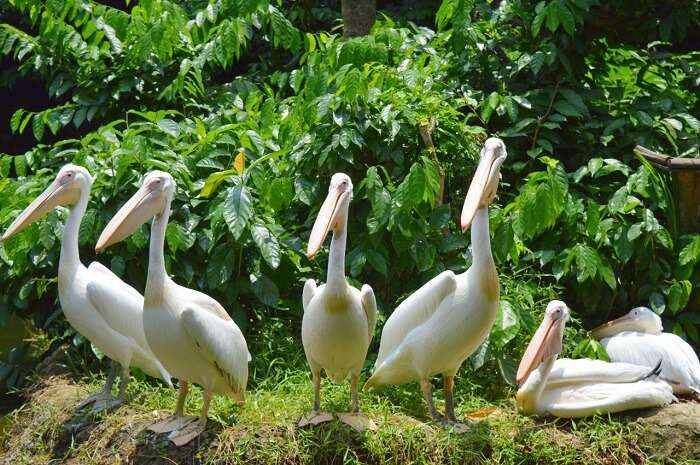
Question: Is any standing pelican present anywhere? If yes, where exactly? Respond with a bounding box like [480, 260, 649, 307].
[300, 173, 377, 431]
[516, 300, 674, 418]
[591, 307, 700, 394]
[95, 171, 250, 446]
[1, 165, 170, 410]
[364, 138, 507, 429]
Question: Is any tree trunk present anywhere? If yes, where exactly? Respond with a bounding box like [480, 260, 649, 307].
[341, 0, 376, 37]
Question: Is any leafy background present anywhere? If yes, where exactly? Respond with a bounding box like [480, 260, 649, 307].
[0, 0, 698, 391]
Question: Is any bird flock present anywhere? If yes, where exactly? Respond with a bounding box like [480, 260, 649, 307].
[1, 137, 698, 445]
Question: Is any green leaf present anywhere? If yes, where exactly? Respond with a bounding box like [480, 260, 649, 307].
[679, 235, 700, 265]
[365, 248, 387, 275]
[269, 177, 294, 211]
[200, 170, 235, 198]
[157, 119, 180, 138]
[251, 223, 280, 269]
[545, 3, 560, 32]
[223, 185, 253, 239]
[532, 3, 546, 36]
[553, 100, 581, 117]
[250, 274, 279, 307]
[557, 3, 575, 35]
[667, 280, 691, 314]
[491, 301, 520, 349]
[10, 109, 24, 133]
[574, 244, 599, 283]
[649, 292, 666, 315]
[32, 114, 44, 141]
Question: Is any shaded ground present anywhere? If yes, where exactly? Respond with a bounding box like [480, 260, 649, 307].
[0, 369, 698, 465]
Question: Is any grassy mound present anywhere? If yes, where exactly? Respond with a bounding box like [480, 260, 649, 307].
[1, 362, 698, 465]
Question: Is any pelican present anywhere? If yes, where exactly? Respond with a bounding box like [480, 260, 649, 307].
[95, 171, 250, 446]
[0, 165, 170, 410]
[364, 137, 507, 429]
[300, 173, 377, 431]
[591, 306, 700, 395]
[516, 300, 675, 418]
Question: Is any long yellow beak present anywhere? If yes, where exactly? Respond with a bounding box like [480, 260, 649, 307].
[590, 315, 633, 340]
[95, 185, 160, 253]
[516, 314, 565, 385]
[1, 179, 76, 241]
[306, 185, 348, 258]
[460, 138, 507, 232]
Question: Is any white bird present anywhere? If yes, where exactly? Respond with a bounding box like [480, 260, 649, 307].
[516, 300, 675, 418]
[591, 306, 700, 395]
[1, 164, 170, 410]
[300, 173, 377, 430]
[364, 137, 507, 428]
[95, 171, 249, 446]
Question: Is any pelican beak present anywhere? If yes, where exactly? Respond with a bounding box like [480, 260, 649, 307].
[460, 138, 507, 232]
[306, 185, 350, 258]
[95, 184, 163, 253]
[590, 315, 634, 340]
[516, 311, 566, 385]
[1, 179, 79, 241]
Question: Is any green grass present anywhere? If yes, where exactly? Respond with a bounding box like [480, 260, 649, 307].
[0, 318, 697, 465]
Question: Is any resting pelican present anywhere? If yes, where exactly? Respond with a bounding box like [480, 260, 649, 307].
[364, 137, 507, 429]
[1, 165, 170, 410]
[591, 307, 700, 395]
[516, 300, 674, 418]
[95, 171, 250, 446]
[300, 173, 377, 431]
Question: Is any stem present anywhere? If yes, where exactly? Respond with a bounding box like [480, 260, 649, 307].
[531, 80, 561, 150]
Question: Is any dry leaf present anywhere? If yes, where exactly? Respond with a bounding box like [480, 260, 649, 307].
[234, 152, 246, 174]
[465, 407, 496, 419]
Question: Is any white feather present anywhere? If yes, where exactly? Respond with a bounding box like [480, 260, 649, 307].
[181, 306, 249, 402]
[85, 264, 170, 383]
[601, 332, 700, 394]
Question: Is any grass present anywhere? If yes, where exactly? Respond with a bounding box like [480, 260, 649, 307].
[0, 318, 698, 465]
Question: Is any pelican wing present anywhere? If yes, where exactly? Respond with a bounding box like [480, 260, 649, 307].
[541, 379, 674, 418]
[182, 306, 250, 400]
[182, 287, 232, 322]
[303, 279, 317, 311]
[375, 270, 457, 367]
[546, 358, 656, 388]
[602, 332, 700, 392]
[658, 333, 700, 391]
[361, 284, 377, 339]
[86, 262, 145, 346]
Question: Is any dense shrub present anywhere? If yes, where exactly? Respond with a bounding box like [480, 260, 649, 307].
[0, 0, 698, 388]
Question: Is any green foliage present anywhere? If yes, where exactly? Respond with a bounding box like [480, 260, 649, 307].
[1, 0, 699, 392]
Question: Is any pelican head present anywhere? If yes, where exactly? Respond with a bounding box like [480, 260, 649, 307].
[591, 306, 663, 339]
[1, 164, 93, 241]
[95, 171, 175, 253]
[461, 137, 507, 232]
[516, 300, 570, 385]
[306, 173, 353, 259]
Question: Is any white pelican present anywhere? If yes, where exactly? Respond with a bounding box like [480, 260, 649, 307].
[95, 171, 250, 446]
[1, 165, 170, 410]
[516, 300, 675, 418]
[591, 306, 700, 395]
[364, 137, 507, 428]
[300, 173, 377, 431]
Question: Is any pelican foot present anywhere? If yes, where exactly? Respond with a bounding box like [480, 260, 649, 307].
[337, 413, 378, 432]
[149, 415, 198, 434]
[90, 397, 123, 413]
[297, 411, 334, 428]
[76, 392, 113, 410]
[167, 419, 207, 446]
